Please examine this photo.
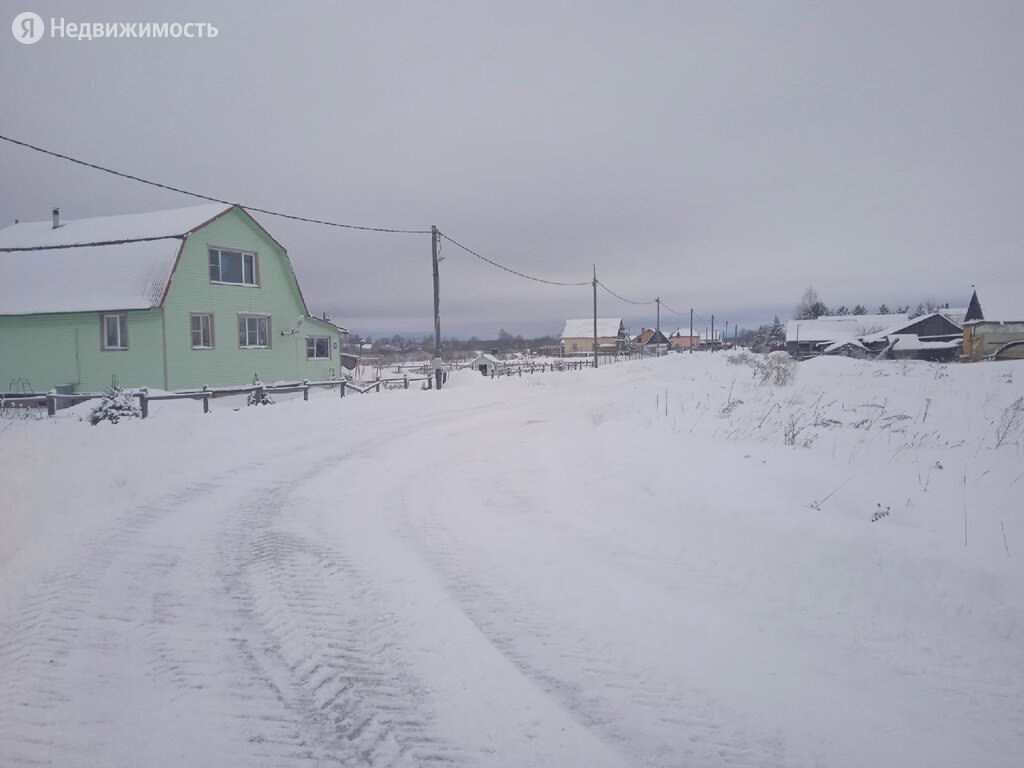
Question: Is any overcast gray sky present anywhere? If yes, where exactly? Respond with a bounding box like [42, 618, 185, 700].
[3, 0, 1023, 339]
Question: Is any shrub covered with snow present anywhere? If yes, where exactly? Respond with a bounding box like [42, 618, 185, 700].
[88, 386, 142, 425]
[732, 350, 798, 386]
[754, 352, 797, 386]
[246, 382, 275, 407]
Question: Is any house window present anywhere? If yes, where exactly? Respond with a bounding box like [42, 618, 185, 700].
[101, 313, 128, 350]
[238, 314, 270, 348]
[191, 313, 214, 349]
[209, 248, 257, 286]
[306, 336, 330, 359]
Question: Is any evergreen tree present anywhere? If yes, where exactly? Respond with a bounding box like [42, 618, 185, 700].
[768, 316, 787, 348]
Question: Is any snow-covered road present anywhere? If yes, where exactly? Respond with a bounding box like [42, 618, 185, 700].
[2, 356, 1023, 766]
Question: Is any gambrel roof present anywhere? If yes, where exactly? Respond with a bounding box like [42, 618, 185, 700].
[0, 203, 234, 316]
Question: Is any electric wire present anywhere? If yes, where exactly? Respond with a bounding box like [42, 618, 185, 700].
[595, 279, 657, 305]
[658, 299, 689, 317]
[438, 231, 590, 287]
[0, 134, 430, 235]
[1, 134, 728, 325]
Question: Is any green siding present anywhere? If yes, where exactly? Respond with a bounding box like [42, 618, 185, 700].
[161, 208, 338, 389]
[1, 206, 341, 393]
[0, 309, 164, 392]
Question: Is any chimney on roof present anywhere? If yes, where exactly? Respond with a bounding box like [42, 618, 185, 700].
[52, 207, 60, 229]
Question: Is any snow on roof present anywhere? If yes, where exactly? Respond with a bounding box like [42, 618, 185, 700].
[472, 353, 501, 364]
[0, 204, 234, 316]
[561, 318, 622, 339]
[886, 335, 962, 351]
[859, 313, 960, 344]
[786, 314, 907, 344]
[822, 338, 868, 354]
[940, 308, 968, 325]
[967, 285, 1024, 323]
[0, 203, 232, 249]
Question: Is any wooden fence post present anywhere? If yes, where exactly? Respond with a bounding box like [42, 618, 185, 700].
[303, 379, 309, 402]
[404, 375, 409, 390]
[202, 385, 210, 414]
[46, 394, 56, 417]
[375, 381, 382, 393]
[137, 391, 149, 419]
[340, 380, 346, 398]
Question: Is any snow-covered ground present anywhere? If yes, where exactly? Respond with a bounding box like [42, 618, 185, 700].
[1, 353, 1022, 767]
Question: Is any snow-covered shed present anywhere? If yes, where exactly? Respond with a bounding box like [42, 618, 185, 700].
[0, 204, 346, 393]
[469, 353, 503, 376]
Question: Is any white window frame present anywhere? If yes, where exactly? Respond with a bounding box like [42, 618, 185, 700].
[209, 247, 258, 286]
[101, 312, 128, 351]
[238, 314, 271, 349]
[306, 335, 330, 359]
[191, 313, 214, 349]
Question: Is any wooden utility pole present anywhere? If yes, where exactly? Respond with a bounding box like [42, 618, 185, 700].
[431, 225, 442, 390]
[655, 297, 660, 356]
[689, 308, 693, 354]
[711, 315, 715, 353]
[592, 265, 598, 369]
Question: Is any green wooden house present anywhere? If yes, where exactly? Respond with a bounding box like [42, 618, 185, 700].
[0, 204, 346, 393]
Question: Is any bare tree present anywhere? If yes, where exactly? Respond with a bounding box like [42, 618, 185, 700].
[796, 287, 829, 319]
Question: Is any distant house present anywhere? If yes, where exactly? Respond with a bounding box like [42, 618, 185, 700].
[669, 330, 700, 351]
[560, 318, 625, 356]
[633, 328, 671, 351]
[0, 204, 346, 393]
[786, 314, 907, 357]
[698, 330, 723, 350]
[469, 353, 503, 376]
[963, 286, 1024, 361]
[860, 313, 963, 360]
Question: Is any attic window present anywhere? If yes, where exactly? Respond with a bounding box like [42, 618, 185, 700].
[209, 248, 257, 286]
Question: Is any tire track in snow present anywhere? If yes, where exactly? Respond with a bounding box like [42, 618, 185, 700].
[225, 476, 474, 767]
[0, 408, 487, 767]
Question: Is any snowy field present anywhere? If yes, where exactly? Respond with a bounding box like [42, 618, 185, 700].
[1, 353, 1022, 767]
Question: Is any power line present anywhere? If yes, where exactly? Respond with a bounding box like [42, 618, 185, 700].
[0, 133, 430, 235]
[659, 299, 689, 317]
[596, 279, 657, 306]
[438, 231, 590, 287]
